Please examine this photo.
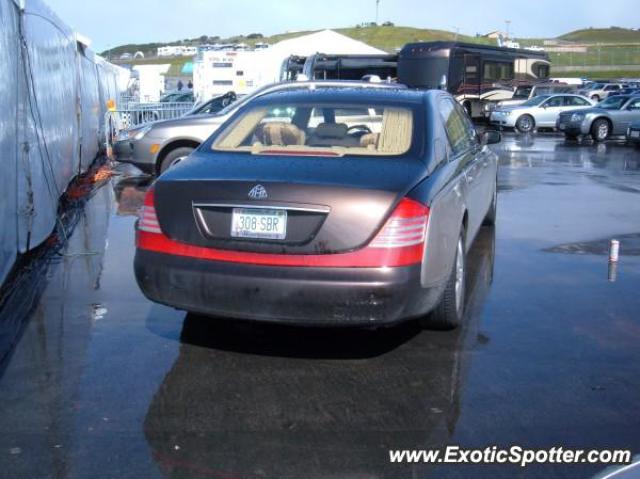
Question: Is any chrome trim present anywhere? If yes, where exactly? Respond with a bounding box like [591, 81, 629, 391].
[192, 202, 330, 213]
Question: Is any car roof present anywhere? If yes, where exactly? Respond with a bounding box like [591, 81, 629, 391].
[247, 86, 428, 106]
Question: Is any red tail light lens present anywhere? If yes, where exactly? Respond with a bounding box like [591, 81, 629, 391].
[138, 188, 162, 234]
[369, 198, 429, 248]
[136, 196, 429, 268]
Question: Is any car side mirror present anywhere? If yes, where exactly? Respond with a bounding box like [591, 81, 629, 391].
[481, 130, 501, 145]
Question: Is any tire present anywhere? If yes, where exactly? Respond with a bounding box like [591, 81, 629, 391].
[515, 114, 535, 133]
[483, 180, 497, 226]
[590, 118, 610, 143]
[422, 228, 466, 330]
[591, 95, 600, 102]
[159, 146, 195, 174]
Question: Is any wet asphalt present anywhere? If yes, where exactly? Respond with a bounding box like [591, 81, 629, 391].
[0, 133, 639, 479]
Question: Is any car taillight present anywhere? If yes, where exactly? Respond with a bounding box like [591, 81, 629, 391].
[136, 195, 429, 268]
[369, 198, 429, 248]
[138, 188, 162, 234]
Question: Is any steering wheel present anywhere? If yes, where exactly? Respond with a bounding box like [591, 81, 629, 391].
[347, 124, 372, 136]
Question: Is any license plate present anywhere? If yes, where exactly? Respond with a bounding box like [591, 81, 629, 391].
[231, 208, 287, 240]
[631, 131, 640, 138]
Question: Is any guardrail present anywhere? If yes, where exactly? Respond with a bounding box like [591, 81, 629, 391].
[115, 101, 194, 129]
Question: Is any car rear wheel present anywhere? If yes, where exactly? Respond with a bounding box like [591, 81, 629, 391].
[422, 228, 466, 330]
[515, 114, 534, 133]
[591, 95, 600, 102]
[591, 119, 610, 142]
[159, 146, 195, 174]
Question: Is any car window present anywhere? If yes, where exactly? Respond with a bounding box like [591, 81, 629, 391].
[543, 96, 563, 107]
[626, 98, 640, 111]
[598, 96, 628, 110]
[564, 96, 590, 106]
[439, 98, 474, 156]
[213, 103, 414, 157]
[522, 95, 549, 107]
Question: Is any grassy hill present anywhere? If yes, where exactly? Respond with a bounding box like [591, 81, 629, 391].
[103, 26, 640, 59]
[104, 26, 640, 79]
[103, 25, 491, 58]
[559, 27, 640, 43]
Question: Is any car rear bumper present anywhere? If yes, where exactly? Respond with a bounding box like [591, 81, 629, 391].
[134, 249, 442, 326]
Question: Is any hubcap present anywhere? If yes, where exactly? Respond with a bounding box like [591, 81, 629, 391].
[454, 239, 465, 313]
[597, 123, 608, 140]
[520, 117, 531, 131]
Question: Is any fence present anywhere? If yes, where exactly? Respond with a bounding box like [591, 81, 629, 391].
[550, 45, 640, 68]
[115, 101, 194, 129]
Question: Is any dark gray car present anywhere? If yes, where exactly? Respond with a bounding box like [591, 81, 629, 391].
[557, 95, 640, 141]
[134, 86, 500, 329]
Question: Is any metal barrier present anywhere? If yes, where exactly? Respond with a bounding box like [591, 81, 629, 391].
[115, 101, 194, 129]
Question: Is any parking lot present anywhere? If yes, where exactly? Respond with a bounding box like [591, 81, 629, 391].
[0, 132, 639, 478]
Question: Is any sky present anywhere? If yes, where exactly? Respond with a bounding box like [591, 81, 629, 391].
[44, 0, 639, 52]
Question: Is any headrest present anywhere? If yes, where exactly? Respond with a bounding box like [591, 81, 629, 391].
[315, 122, 348, 138]
[260, 122, 305, 146]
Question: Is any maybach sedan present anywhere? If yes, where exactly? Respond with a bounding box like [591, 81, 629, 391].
[134, 86, 501, 329]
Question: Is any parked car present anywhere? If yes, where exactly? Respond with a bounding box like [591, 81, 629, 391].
[577, 82, 624, 102]
[627, 120, 640, 146]
[608, 87, 640, 97]
[160, 91, 194, 103]
[483, 82, 576, 116]
[134, 86, 501, 329]
[557, 94, 640, 141]
[187, 91, 237, 115]
[490, 94, 594, 133]
[114, 81, 406, 174]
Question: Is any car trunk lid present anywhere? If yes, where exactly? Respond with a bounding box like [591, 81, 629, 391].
[153, 152, 427, 255]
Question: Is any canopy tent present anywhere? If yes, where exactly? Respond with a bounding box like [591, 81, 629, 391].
[268, 29, 386, 57]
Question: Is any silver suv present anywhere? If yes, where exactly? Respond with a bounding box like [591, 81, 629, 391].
[577, 83, 624, 102]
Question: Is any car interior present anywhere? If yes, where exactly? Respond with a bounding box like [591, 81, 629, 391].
[213, 104, 414, 156]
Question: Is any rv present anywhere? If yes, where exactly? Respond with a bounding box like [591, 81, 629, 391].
[397, 41, 550, 118]
[300, 53, 397, 81]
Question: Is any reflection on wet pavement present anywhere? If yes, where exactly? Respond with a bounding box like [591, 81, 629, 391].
[545, 232, 640, 256]
[0, 134, 639, 478]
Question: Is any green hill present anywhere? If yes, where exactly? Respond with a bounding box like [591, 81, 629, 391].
[559, 27, 640, 43]
[103, 25, 491, 58]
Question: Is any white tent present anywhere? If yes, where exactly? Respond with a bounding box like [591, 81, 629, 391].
[268, 29, 386, 57]
[193, 30, 386, 100]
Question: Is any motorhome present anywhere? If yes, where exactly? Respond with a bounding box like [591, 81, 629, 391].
[397, 41, 550, 118]
[294, 53, 398, 81]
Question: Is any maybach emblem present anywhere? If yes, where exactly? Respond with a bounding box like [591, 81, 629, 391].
[248, 184, 268, 199]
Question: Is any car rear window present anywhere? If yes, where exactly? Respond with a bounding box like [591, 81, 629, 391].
[212, 103, 414, 157]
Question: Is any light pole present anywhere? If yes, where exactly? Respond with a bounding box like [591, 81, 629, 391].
[505, 20, 511, 40]
[375, 0, 380, 25]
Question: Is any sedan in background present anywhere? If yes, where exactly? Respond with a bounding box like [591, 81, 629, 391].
[557, 94, 640, 141]
[114, 81, 404, 175]
[134, 87, 501, 329]
[490, 94, 594, 133]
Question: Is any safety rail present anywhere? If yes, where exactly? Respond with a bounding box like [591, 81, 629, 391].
[114, 101, 194, 129]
